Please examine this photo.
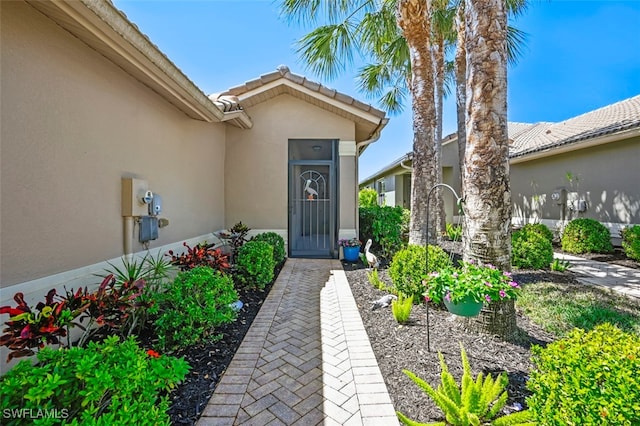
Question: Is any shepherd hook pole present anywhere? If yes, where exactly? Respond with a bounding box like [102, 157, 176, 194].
[425, 183, 463, 352]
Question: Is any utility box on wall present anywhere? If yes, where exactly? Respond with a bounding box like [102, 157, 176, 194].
[139, 216, 159, 242]
[122, 177, 149, 217]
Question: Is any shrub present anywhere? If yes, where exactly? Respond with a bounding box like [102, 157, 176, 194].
[527, 323, 640, 425]
[359, 187, 378, 208]
[359, 205, 407, 260]
[389, 245, 451, 301]
[621, 225, 640, 261]
[167, 242, 230, 273]
[521, 223, 554, 243]
[251, 232, 286, 265]
[512, 227, 554, 269]
[391, 294, 413, 324]
[152, 266, 238, 350]
[0, 335, 189, 425]
[561, 218, 613, 254]
[397, 343, 531, 425]
[235, 240, 275, 289]
[0, 290, 74, 362]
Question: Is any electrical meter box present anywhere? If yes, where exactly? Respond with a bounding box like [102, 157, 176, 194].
[122, 177, 149, 216]
[550, 187, 567, 205]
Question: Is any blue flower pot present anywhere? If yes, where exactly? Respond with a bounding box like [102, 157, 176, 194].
[342, 246, 361, 262]
[444, 295, 483, 317]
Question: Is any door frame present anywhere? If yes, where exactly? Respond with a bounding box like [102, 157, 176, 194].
[288, 160, 337, 258]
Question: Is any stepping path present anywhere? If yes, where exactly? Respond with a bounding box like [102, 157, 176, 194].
[554, 252, 640, 299]
[197, 258, 399, 426]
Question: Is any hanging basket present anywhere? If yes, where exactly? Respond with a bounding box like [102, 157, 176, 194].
[342, 246, 361, 262]
[444, 295, 483, 317]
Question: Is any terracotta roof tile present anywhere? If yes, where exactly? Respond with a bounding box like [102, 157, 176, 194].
[511, 95, 640, 157]
[219, 65, 386, 120]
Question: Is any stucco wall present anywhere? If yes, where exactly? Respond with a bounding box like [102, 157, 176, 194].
[511, 137, 640, 234]
[1, 1, 226, 288]
[224, 94, 356, 233]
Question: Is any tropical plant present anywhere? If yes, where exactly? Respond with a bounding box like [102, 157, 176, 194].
[511, 227, 553, 269]
[549, 258, 571, 272]
[251, 231, 286, 265]
[0, 335, 189, 426]
[391, 294, 413, 324]
[228, 221, 251, 258]
[389, 244, 452, 301]
[397, 343, 532, 425]
[359, 187, 378, 208]
[527, 323, 640, 424]
[235, 240, 275, 289]
[425, 261, 520, 305]
[167, 241, 230, 273]
[72, 274, 146, 346]
[445, 223, 462, 241]
[621, 225, 640, 261]
[367, 269, 389, 292]
[359, 205, 406, 259]
[151, 266, 238, 351]
[0, 290, 75, 362]
[561, 218, 613, 254]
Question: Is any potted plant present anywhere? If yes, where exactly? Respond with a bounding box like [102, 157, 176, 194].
[424, 260, 521, 317]
[338, 238, 362, 262]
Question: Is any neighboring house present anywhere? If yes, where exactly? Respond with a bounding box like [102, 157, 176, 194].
[360, 95, 640, 242]
[0, 0, 387, 362]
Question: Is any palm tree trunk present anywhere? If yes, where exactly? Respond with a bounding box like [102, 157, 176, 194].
[398, 0, 438, 246]
[462, 0, 511, 269]
[461, 0, 515, 339]
[455, 2, 466, 197]
[433, 37, 446, 241]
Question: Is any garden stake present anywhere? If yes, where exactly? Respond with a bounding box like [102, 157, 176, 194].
[425, 183, 463, 352]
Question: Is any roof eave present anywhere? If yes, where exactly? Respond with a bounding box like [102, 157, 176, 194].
[26, 0, 226, 122]
[510, 127, 640, 164]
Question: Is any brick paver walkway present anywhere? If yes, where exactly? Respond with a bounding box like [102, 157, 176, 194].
[197, 258, 399, 426]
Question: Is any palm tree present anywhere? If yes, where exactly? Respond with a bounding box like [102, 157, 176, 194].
[460, 0, 512, 337]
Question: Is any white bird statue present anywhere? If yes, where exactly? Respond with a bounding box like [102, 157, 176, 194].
[365, 239, 379, 269]
[371, 294, 397, 310]
[304, 179, 318, 200]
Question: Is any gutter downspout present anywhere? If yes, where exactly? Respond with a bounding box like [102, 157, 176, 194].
[355, 118, 389, 236]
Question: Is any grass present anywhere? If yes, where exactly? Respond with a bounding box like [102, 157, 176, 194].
[516, 282, 640, 337]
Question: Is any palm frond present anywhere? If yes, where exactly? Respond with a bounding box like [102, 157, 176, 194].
[507, 25, 528, 65]
[295, 22, 357, 80]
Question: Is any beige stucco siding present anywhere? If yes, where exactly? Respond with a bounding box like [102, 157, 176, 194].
[1, 1, 226, 287]
[224, 94, 355, 231]
[511, 137, 640, 228]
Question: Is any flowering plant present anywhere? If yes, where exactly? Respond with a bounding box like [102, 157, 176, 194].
[424, 261, 520, 305]
[338, 238, 362, 248]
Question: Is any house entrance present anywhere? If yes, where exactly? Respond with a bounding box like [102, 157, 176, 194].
[288, 140, 337, 258]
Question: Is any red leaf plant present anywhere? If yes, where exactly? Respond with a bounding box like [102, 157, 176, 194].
[167, 242, 230, 273]
[0, 289, 72, 362]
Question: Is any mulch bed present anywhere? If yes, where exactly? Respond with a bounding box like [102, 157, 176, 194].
[343, 264, 574, 423]
[167, 248, 637, 425]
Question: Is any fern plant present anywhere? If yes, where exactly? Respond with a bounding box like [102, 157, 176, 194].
[367, 269, 388, 291]
[397, 343, 532, 425]
[391, 294, 413, 324]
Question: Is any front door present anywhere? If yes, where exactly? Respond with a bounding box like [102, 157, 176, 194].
[288, 140, 337, 258]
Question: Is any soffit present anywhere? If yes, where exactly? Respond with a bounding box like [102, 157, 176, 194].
[25, 0, 244, 125]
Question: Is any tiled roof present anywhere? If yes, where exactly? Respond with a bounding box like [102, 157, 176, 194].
[220, 65, 387, 121]
[510, 95, 640, 158]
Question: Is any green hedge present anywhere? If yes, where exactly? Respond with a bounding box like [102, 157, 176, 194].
[527, 323, 640, 425]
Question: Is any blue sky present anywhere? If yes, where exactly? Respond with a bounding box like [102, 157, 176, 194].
[113, 0, 640, 179]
